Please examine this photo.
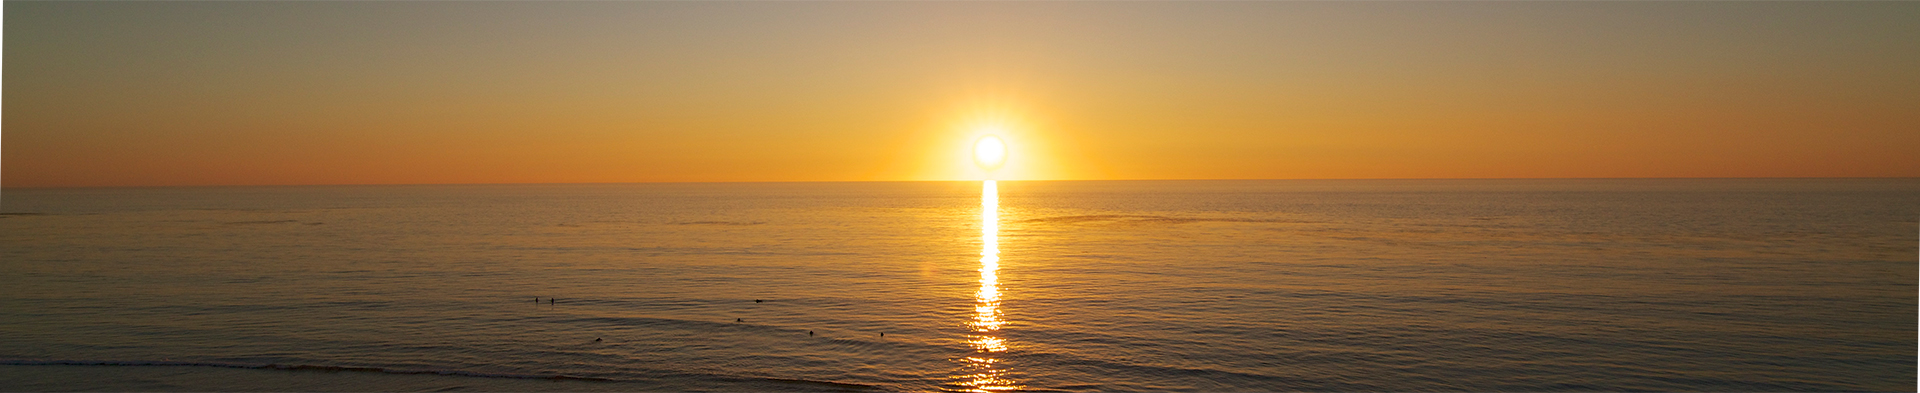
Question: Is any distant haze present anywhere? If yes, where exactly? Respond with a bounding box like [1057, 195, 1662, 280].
[5, 1, 1917, 187]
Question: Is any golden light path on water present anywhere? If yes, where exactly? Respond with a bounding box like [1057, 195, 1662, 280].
[956, 180, 1020, 392]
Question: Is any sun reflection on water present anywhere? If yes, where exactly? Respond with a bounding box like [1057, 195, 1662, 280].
[953, 180, 1021, 392]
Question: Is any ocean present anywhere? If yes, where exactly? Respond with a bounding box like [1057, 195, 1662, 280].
[1, 179, 1913, 391]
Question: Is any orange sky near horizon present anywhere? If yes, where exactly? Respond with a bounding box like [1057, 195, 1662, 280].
[5, 2, 1918, 187]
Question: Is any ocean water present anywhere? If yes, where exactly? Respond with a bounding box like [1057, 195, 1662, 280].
[0, 179, 1913, 391]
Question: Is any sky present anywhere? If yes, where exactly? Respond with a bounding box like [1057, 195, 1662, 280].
[5, 1, 1917, 187]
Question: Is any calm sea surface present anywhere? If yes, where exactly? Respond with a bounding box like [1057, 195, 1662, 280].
[1, 179, 1914, 391]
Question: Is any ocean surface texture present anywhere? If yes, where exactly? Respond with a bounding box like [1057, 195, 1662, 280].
[1, 179, 1914, 391]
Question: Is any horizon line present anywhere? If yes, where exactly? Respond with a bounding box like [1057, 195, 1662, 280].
[5, 176, 1917, 190]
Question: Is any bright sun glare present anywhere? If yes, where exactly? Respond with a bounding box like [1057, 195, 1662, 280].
[974, 135, 1007, 171]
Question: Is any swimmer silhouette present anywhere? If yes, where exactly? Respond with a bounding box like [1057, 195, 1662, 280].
[549, 298, 555, 304]
[755, 299, 762, 303]
[808, 331, 814, 336]
[736, 318, 743, 322]
[594, 338, 602, 342]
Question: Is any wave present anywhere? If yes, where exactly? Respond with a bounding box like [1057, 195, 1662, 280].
[558, 315, 961, 350]
[0, 359, 614, 381]
[1016, 214, 1311, 225]
[222, 220, 302, 225]
[0, 359, 879, 390]
[672, 221, 766, 226]
[1014, 351, 1367, 391]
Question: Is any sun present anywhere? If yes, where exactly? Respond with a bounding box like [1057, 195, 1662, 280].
[974, 135, 1007, 171]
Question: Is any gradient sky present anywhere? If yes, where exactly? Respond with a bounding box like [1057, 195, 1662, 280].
[6, 1, 1918, 187]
